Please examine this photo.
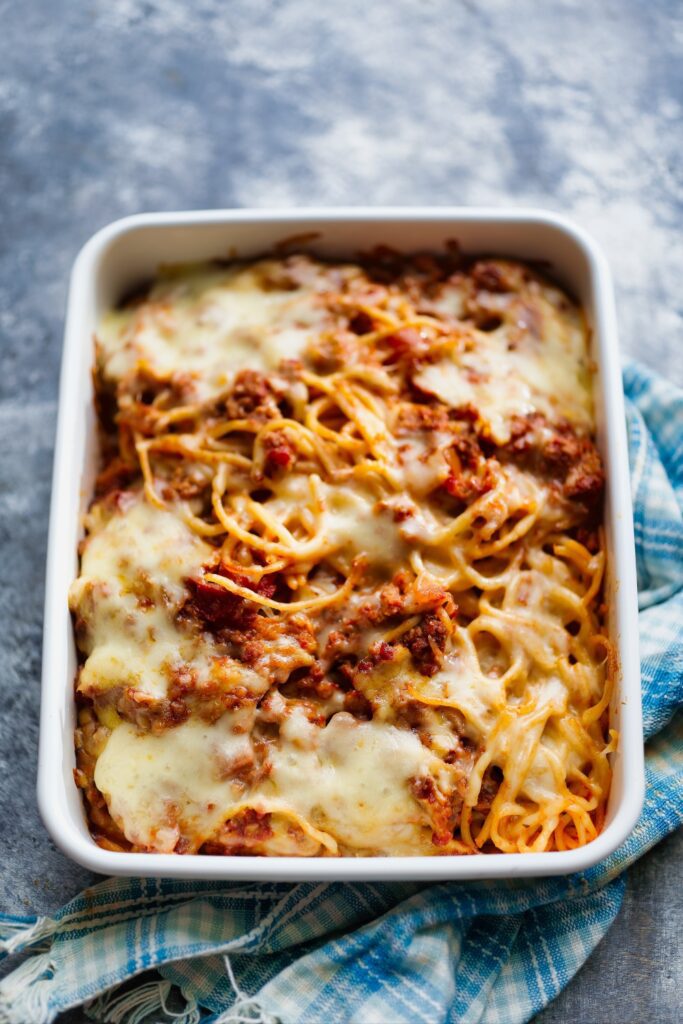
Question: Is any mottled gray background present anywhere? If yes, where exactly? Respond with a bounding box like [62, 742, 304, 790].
[0, 0, 681, 1021]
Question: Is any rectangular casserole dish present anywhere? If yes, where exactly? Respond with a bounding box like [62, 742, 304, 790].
[38, 207, 644, 880]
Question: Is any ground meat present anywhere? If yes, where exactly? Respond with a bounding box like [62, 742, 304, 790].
[501, 414, 605, 511]
[201, 809, 274, 855]
[324, 579, 457, 687]
[563, 443, 605, 504]
[573, 526, 601, 554]
[156, 459, 212, 502]
[115, 688, 192, 731]
[403, 613, 450, 676]
[262, 430, 296, 476]
[94, 457, 138, 498]
[381, 327, 429, 364]
[238, 615, 317, 682]
[359, 582, 403, 624]
[394, 402, 452, 434]
[451, 402, 483, 423]
[360, 247, 461, 289]
[470, 260, 516, 294]
[356, 640, 395, 674]
[395, 407, 494, 507]
[381, 576, 453, 627]
[410, 775, 458, 847]
[440, 432, 496, 505]
[324, 576, 453, 667]
[343, 689, 373, 719]
[186, 567, 279, 632]
[222, 370, 281, 421]
[228, 808, 274, 840]
[503, 413, 543, 455]
[441, 468, 491, 504]
[452, 432, 485, 471]
[279, 662, 341, 704]
[326, 654, 357, 687]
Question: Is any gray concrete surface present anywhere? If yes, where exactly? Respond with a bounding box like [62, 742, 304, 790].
[0, 1, 681, 1021]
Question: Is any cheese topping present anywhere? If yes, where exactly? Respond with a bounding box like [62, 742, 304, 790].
[95, 714, 255, 852]
[98, 260, 345, 402]
[95, 710, 450, 856]
[70, 495, 269, 704]
[414, 323, 592, 445]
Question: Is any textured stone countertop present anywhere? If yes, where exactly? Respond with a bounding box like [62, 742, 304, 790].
[0, 2, 680, 1021]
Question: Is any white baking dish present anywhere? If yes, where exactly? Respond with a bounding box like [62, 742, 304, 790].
[38, 208, 644, 880]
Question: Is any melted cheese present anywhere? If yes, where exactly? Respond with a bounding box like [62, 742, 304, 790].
[95, 710, 445, 855]
[483, 678, 568, 802]
[98, 259, 337, 401]
[264, 713, 444, 855]
[522, 720, 584, 803]
[76, 493, 211, 600]
[415, 639, 506, 741]
[95, 714, 255, 852]
[270, 473, 412, 574]
[320, 483, 411, 573]
[70, 495, 268, 703]
[415, 311, 592, 444]
[397, 432, 452, 496]
[351, 647, 421, 721]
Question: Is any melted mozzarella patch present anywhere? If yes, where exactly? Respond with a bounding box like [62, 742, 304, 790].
[397, 432, 452, 496]
[264, 713, 443, 855]
[95, 709, 446, 855]
[95, 714, 255, 852]
[70, 495, 268, 703]
[414, 302, 592, 444]
[320, 483, 411, 573]
[97, 259, 337, 401]
[76, 493, 211, 601]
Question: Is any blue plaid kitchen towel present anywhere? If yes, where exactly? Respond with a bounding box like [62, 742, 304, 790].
[1, 361, 681, 1024]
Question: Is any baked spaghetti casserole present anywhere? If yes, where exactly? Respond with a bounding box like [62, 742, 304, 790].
[70, 249, 614, 857]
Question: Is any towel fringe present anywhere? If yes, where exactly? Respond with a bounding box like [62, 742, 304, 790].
[0, 917, 58, 956]
[213, 957, 279, 1024]
[0, 952, 55, 1024]
[85, 978, 201, 1024]
[213, 994, 277, 1024]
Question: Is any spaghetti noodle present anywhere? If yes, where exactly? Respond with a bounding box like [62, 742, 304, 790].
[71, 250, 614, 857]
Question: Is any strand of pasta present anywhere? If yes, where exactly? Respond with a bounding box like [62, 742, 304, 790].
[204, 560, 361, 614]
[217, 801, 339, 855]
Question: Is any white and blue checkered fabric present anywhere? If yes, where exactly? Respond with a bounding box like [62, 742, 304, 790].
[1, 362, 680, 1024]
